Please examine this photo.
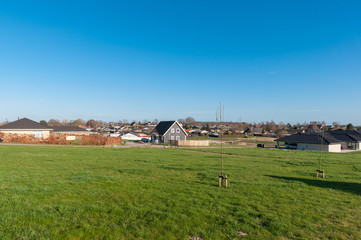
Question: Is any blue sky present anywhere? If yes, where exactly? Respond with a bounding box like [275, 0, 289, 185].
[0, 1, 360, 124]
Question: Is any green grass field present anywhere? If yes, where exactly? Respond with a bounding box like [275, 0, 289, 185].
[0, 145, 360, 239]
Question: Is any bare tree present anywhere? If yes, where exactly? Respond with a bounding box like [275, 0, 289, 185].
[185, 117, 196, 124]
[61, 119, 69, 126]
[86, 119, 97, 128]
[177, 118, 185, 124]
[48, 119, 61, 126]
[310, 121, 318, 130]
[265, 121, 276, 132]
[333, 121, 340, 129]
[70, 119, 85, 126]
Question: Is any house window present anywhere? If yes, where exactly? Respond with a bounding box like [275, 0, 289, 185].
[176, 136, 180, 140]
[32, 131, 43, 139]
[171, 136, 174, 140]
[171, 128, 175, 133]
[176, 128, 180, 133]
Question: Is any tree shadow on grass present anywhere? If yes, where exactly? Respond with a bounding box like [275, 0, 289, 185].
[267, 175, 361, 196]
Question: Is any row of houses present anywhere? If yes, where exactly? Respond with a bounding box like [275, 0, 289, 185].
[0, 118, 89, 139]
[0, 118, 188, 144]
[1, 118, 359, 152]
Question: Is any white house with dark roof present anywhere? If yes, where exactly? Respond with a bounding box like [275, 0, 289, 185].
[275, 132, 342, 152]
[328, 130, 361, 150]
[0, 118, 52, 139]
[151, 121, 187, 143]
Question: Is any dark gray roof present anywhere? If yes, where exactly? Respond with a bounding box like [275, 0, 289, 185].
[275, 132, 342, 145]
[0, 118, 52, 130]
[329, 129, 361, 136]
[152, 121, 176, 135]
[328, 130, 361, 142]
[52, 126, 88, 132]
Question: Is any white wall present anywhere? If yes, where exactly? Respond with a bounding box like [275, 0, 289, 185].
[297, 143, 341, 152]
[327, 144, 341, 152]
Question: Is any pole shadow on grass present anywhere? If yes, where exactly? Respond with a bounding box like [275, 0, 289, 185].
[267, 175, 361, 196]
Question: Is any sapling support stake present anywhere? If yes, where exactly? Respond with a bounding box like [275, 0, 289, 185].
[218, 102, 228, 188]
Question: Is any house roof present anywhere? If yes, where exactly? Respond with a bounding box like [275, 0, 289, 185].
[152, 121, 176, 135]
[275, 132, 342, 145]
[152, 121, 187, 136]
[0, 118, 52, 130]
[329, 129, 361, 136]
[245, 127, 263, 133]
[328, 130, 361, 142]
[52, 126, 88, 132]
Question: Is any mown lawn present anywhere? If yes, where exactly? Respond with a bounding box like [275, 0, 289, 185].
[0, 146, 360, 239]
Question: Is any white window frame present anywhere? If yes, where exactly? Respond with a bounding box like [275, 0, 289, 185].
[171, 136, 175, 140]
[171, 128, 175, 133]
[176, 136, 180, 140]
[176, 128, 180, 133]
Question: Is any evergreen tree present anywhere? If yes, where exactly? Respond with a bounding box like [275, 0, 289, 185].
[346, 123, 354, 130]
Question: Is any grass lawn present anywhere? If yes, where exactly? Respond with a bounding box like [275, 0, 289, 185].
[0, 146, 360, 239]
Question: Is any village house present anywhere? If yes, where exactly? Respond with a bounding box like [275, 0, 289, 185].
[275, 132, 342, 152]
[151, 121, 187, 143]
[328, 130, 361, 150]
[51, 126, 90, 141]
[244, 127, 264, 136]
[276, 130, 361, 152]
[52, 126, 90, 136]
[0, 118, 52, 139]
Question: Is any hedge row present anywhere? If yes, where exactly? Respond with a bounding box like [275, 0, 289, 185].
[0, 133, 122, 145]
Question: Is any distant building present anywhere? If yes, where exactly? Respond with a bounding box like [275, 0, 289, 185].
[328, 130, 361, 150]
[151, 121, 187, 143]
[275, 133, 342, 152]
[121, 132, 142, 141]
[244, 127, 264, 136]
[277, 130, 361, 152]
[0, 118, 52, 139]
[52, 126, 90, 136]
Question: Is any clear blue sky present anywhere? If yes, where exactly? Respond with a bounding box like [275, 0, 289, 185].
[1, 1, 360, 124]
